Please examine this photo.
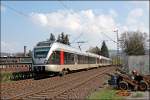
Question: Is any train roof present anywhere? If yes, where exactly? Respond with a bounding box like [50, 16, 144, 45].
[34, 41, 111, 60]
[50, 42, 110, 60]
[100, 56, 111, 60]
[51, 42, 91, 56]
[36, 41, 54, 47]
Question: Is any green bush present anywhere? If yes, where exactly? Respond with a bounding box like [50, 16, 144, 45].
[0, 71, 33, 83]
[87, 89, 123, 100]
[132, 92, 143, 97]
[0, 72, 12, 83]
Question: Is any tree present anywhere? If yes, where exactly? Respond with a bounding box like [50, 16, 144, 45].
[27, 50, 32, 57]
[57, 34, 61, 42]
[88, 46, 101, 55]
[64, 34, 70, 45]
[61, 32, 65, 43]
[56, 32, 70, 45]
[100, 41, 109, 57]
[49, 33, 55, 42]
[120, 31, 146, 55]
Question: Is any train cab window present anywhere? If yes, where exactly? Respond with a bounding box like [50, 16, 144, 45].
[34, 47, 50, 58]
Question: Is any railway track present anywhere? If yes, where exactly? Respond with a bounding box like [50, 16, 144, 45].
[1, 66, 116, 99]
[1, 79, 33, 91]
[53, 67, 114, 100]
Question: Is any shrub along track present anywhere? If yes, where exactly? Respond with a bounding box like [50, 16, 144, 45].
[1, 66, 116, 99]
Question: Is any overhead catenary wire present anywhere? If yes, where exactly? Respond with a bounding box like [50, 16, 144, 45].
[1, 3, 30, 18]
[3, 2, 146, 56]
[57, 0, 88, 51]
[57, 0, 83, 43]
[100, 32, 118, 44]
[57, 0, 75, 15]
[57, 0, 70, 10]
[57, 0, 118, 47]
[2, 1, 87, 51]
[95, 39, 110, 47]
[71, 33, 84, 44]
[58, 1, 104, 50]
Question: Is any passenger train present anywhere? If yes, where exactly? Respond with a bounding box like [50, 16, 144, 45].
[32, 41, 111, 75]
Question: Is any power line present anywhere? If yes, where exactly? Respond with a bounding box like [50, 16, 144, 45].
[57, 0, 118, 49]
[57, 0, 74, 15]
[100, 32, 117, 44]
[4, 0, 139, 55]
[1, 3, 30, 18]
[57, 0, 70, 10]
[57, 0, 86, 49]
[2, 2, 146, 56]
[71, 33, 84, 44]
[94, 31, 119, 54]
[95, 40, 110, 47]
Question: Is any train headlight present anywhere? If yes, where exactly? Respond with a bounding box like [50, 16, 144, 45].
[44, 60, 48, 64]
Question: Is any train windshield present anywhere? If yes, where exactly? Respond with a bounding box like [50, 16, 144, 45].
[34, 47, 50, 58]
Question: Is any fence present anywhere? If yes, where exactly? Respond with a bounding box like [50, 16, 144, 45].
[0, 57, 34, 82]
[0, 57, 32, 72]
[122, 55, 149, 75]
[0, 64, 32, 72]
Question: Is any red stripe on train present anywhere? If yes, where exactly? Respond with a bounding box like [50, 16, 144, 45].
[60, 51, 64, 65]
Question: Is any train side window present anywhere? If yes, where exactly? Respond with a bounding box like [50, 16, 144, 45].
[77, 55, 88, 64]
[64, 52, 75, 64]
[88, 57, 96, 64]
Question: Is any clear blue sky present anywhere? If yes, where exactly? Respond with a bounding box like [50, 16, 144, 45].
[1, 1, 149, 53]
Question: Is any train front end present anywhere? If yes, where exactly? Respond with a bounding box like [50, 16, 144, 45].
[32, 43, 51, 74]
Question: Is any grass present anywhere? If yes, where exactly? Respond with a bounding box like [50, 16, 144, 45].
[0, 72, 13, 83]
[1, 71, 33, 83]
[87, 89, 123, 100]
[132, 92, 143, 98]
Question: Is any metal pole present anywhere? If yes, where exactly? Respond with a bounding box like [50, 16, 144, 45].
[114, 29, 119, 67]
[116, 30, 119, 66]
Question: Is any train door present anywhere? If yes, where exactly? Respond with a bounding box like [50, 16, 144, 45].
[97, 58, 99, 67]
[49, 51, 60, 64]
[74, 54, 78, 65]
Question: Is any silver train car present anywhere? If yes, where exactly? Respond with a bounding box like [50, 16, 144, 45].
[32, 41, 111, 75]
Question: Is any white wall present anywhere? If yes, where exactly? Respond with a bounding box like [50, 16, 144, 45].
[128, 55, 149, 75]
